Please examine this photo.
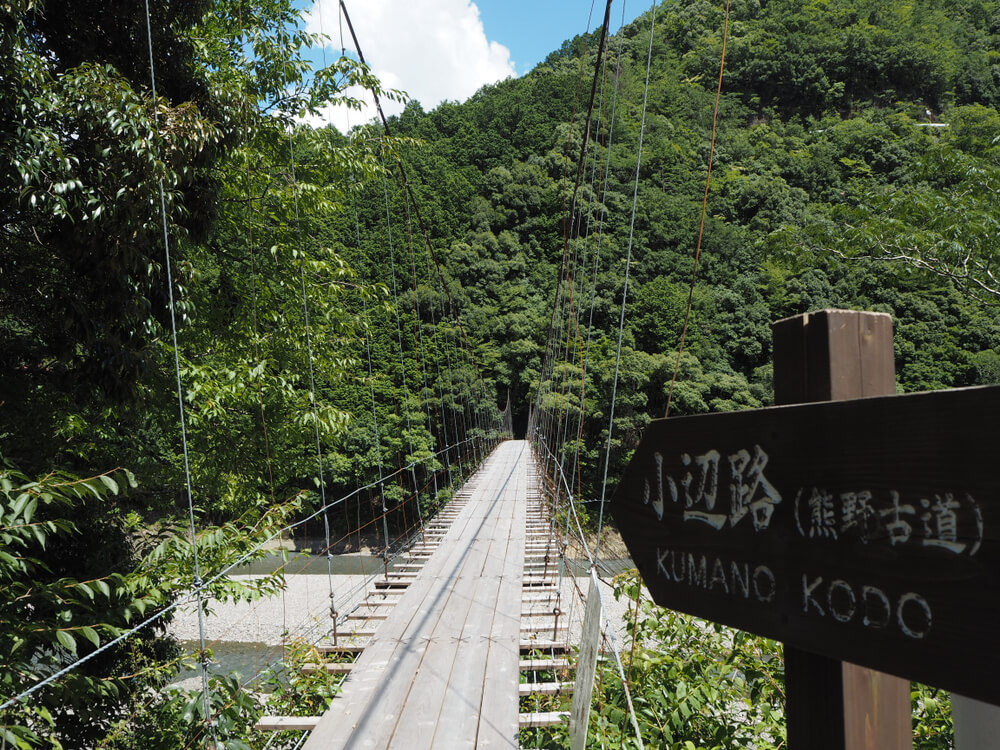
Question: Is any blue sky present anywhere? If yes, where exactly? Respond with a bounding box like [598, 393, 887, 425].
[303, 0, 652, 131]
[474, 0, 649, 76]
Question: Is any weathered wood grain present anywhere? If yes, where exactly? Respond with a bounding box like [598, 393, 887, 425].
[775, 310, 910, 750]
[302, 441, 527, 750]
[614, 311, 1000, 708]
[256, 716, 321, 731]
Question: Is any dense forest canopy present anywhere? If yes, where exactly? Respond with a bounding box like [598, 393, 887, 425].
[2, 0, 998, 746]
[368, 0, 1000, 496]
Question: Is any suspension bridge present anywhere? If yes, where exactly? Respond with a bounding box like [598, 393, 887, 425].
[1, 0, 798, 746]
[9, 0, 998, 744]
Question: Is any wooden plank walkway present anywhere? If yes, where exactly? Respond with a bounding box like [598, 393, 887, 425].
[302, 440, 529, 749]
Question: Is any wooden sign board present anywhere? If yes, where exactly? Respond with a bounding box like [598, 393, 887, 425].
[612, 385, 1000, 705]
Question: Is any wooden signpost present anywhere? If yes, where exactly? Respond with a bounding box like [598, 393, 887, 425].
[569, 570, 603, 750]
[613, 310, 999, 746]
[776, 309, 909, 749]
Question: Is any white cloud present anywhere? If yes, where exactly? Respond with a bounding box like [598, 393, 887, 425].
[305, 0, 516, 132]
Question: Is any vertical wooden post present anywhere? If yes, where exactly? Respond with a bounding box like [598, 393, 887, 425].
[953, 694, 1000, 748]
[773, 309, 912, 750]
[569, 571, 603, 750]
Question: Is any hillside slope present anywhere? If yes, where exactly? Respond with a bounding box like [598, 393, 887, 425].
[350, 0, 1000, 495]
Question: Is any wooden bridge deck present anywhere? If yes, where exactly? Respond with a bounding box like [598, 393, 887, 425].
[302, 440, 530, 749]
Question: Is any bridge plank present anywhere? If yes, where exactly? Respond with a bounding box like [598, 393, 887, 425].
[436, 454, 522, 748]
[256, 716, 320, 731]
[302, 490, 482, 746]
[476, 458, 526, 748]
[384, 473, 503, 748]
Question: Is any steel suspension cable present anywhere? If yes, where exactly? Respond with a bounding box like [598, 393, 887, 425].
[569, 16, 626, 506]
[298, 0, 346, 650]
[329, 54, 381, 596]
[335, 29, 438, 566]
[538, 3, 620, 598]
[524, 4, 648, 746]
[423, 251, 462, 483]
[353, 198, 388, 599]
[142, 2, 216, 743]
[536, 0, 611, 465]
[401, 187, 440, 502]
[558, 47, 618, 603]
[285, 97, 339, 657]
[536, 0, 602, 447]
[665, 0, 732, 418]
[339, 0, 493, 403]
[594, 0, 658, 563]
[377, 164, 416, 561]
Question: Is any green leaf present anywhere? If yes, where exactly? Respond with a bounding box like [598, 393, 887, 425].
[31, 524, 47, 547]
[98, 475, 119, 494]
[80, 626, 100, 647]
[22, 496, 38, 525]
[56, 629, 77, 654]
[0, 549, 20, 567]
[80, 480, 103, 500]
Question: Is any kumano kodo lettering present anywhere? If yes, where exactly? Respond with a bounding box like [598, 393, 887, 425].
[641, 442, 986, 641]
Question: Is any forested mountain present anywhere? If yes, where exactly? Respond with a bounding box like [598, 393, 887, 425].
[364, 0, 1000, 496]
[2, 0, 997, 745]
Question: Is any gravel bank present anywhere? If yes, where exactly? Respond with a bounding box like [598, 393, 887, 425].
[169, 569, 641, 648]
